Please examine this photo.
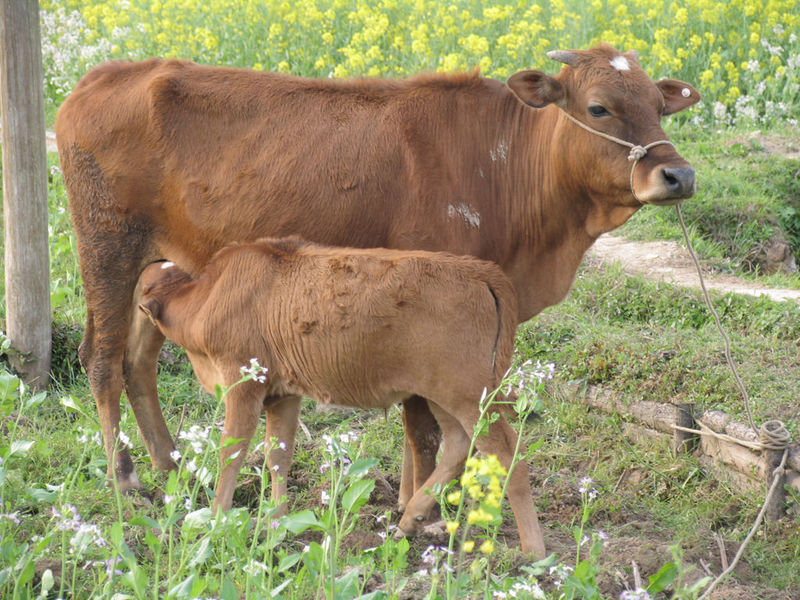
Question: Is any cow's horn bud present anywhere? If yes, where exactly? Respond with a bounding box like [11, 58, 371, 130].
[547, 50, 578, 66]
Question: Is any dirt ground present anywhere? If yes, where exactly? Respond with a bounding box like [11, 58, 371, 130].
[587, 235, 800, 304]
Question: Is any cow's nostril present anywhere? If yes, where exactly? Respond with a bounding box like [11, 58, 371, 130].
[661, 167, 695, 196]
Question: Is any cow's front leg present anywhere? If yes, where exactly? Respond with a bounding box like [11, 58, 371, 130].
[263, 395, 302, 515]
[123, 279, 174, 472]
[399, 396, 441, 512]
[213, 384, 264, 514]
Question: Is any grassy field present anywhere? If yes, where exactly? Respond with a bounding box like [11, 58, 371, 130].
[1, 1, 800, 598]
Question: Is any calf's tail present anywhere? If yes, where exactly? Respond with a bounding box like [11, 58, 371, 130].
[480, 266, 519, 387]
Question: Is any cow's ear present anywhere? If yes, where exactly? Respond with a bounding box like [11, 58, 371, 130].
[507, 70, 564, 108]
[657, 79, 701, 115]
[138, 299, 162, 324]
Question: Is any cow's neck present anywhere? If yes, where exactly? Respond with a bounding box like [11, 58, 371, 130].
[496, 101, 612, 321]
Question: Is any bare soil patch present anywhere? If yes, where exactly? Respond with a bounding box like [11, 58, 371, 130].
[587, 235, 800, 304]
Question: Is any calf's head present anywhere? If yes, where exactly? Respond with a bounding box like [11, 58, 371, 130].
[507, 43, 699, 219]
[138, 261, 192, 326]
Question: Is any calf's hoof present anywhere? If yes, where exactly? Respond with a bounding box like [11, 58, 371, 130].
[122, 486, 153, 508]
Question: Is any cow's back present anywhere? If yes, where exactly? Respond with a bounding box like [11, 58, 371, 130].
[56, 60, 517, 275]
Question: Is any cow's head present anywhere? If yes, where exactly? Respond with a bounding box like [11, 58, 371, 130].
[507, 43, 699, 219]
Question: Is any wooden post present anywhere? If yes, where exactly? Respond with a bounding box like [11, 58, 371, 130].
[0, 0, 51, 388]
[673, 403, 698, 454]
[764, 448, 786, 521]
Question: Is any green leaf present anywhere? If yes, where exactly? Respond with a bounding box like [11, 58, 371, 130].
[647, 562, 678, 593]
[335, 569, 361, 598]
[282, 510, 323, 534]
[302, 542, 324, 577]
[24, 391, 47, 411]
[341, 478, 375, 514]
[60, 395, 87, 416]
[345, 457, 379, 480]
[221, 436, 245, 450]
[26, 486, 58, 503]
[129, 515, 160, 530]
[188, 536, 212, 568]
[39, 568, 54, 595]
[277, 552, 302, 572]
[169, 574, 195, 598]
[353, 592, 387, 600]
[182, 508, 213, 532]
[221, 576, 239, 600]
[270, 578, 294, 598]
[9, 440, 35, 459]
[0, 371, 21, 400]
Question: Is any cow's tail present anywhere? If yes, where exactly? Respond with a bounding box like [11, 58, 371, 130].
[479, 265, 519, 389]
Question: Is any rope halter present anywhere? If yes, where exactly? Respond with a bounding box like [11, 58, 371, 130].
[558, 108, 674, 205]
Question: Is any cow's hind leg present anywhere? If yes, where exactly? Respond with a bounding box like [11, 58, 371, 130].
[397, 404, 470, 537]
[263, 395, 302, 515]
[80, 307, 141, 492]
[63, 144, 162, 495]
[123, 276, 175, 472]
[399, 396, 441, 512]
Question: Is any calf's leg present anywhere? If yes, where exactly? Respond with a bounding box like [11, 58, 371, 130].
[214, 384, 264, 513]
[456, 406, 546, 559]
[263, 395, 302, 514]
[398, 404, 470, 536]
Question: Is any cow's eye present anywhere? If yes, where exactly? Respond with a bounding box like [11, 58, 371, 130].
[588, 105, 610, 117]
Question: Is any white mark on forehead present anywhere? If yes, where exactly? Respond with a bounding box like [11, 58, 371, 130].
[609, 56, 630, 71]
[447, 203, 481, 229]
[681, 87, 691, 97]
[161, 261, 175, 269]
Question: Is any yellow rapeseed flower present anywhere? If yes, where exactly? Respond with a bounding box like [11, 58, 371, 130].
[446, 521, 459, 535]
[463, 540, 475, 552]
[479, 539, 495, 554]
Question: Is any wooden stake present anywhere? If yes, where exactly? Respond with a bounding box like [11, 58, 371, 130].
[0, 0, 51, 388]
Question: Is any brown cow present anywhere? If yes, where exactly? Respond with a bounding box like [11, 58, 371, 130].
[136, 238, 541, 552]
[56, 44, 699, 556]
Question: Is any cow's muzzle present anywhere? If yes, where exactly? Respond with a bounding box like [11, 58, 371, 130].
[646, 166, 696, 206]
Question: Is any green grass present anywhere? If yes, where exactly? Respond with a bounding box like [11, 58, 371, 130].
[517, 261, 800, 431]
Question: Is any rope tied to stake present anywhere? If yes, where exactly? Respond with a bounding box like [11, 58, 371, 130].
[674, 205, 793, 600]
[557, 109, 674, 204]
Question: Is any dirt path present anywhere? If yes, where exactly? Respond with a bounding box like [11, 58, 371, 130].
[588, 234, 800, 303]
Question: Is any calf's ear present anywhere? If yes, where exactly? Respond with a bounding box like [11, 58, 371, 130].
[138, 299, 162, 325]
[507, 70, 564, 108]
[657, 79, 701, 115]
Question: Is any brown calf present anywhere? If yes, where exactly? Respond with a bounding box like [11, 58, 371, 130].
[137, 237, 544, 556]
